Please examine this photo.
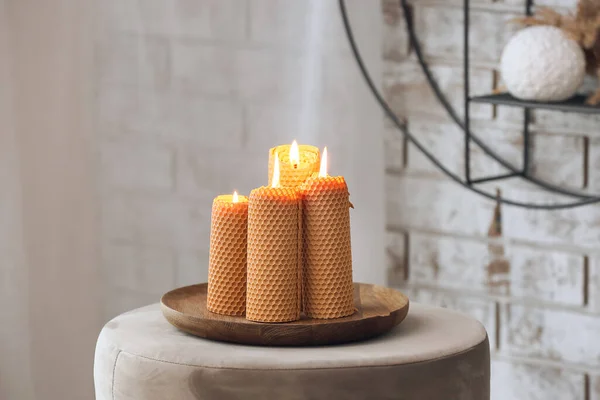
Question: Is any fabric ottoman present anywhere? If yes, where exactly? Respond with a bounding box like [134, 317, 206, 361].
[94, 303, 490, 399]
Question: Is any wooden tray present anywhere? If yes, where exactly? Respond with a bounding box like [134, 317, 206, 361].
[161, 282, 409, 346]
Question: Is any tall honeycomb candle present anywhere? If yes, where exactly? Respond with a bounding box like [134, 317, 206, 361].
[268, 140, 320, 187]
[207, 191, 248, 316]
[247, 155, 302, 323]
[300, 148, 355, 319]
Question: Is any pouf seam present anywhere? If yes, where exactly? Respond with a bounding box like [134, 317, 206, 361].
[112, 350, 122, 400]
[116, 334, 488, 371]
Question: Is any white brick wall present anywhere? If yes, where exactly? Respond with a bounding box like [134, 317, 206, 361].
[96, 0, 384, 320]
[383, 0, 600, 398]
[403, 286, 498, 346]
[384, 61, 495, 119]
[492, 360, 585, 400]
[97, 86, 245, 146]
[415, 5, 519, 63]
[102, 243, 176, 294]
[500, 304, 600, 366]
[101, 141, 175, 192]
[101, 0, 247, 40]
[405, 233, 584, 306]
[96, 33, 170, 89]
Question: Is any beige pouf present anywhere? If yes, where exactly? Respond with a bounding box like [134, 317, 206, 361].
[94, 303, 490, 400]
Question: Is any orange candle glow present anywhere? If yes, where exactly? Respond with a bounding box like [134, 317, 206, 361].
[268, 140, 320, 187]
[301, 147, 355, 319]
[207, 191, 249, 316]
[247, 156, 302, 323]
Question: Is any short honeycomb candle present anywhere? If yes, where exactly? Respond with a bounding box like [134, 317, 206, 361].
[247, 155, 302, 323]
[268, 140, 320, 187]
[301, 148, 355, 319]
[207, 192, 248, 316]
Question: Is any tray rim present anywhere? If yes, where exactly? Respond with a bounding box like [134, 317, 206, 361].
[161, 282, 409, 346]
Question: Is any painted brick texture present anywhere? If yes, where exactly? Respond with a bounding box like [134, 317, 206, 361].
[383, 0, 600, 398]
[95, 0, 380, 322]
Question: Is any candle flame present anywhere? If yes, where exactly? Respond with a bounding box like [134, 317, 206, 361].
[290, 140, 299, 168]
[271, 152, 281, 188]
[318, 147, 328, 178]
[232, 190, 239, 203]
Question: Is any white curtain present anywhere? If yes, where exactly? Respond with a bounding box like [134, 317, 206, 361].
[0, 0, 101, 399]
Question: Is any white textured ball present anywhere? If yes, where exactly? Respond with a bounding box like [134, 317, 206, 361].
[500, 26, 585, 102]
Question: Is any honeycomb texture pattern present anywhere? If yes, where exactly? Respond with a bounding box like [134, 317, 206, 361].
[268, 144, 320, 188]
[301, 176, 355, 319]
[207, 195, 248, 316]
[246, 187, 301, 323]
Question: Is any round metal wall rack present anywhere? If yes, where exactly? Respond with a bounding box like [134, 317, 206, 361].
[338, 0, 600, 209]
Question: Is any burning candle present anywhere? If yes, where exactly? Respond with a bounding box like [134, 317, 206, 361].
[246, 155, 302, 323]
[268, 140, 320, 187]
[301, 147, 355, 319]
[207, 191, 248, 316]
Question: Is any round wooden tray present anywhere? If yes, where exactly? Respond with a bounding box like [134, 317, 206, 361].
[161, 282, 409, 346]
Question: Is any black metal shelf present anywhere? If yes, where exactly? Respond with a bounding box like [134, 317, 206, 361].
[340, 0, 600, 208]
[457, 0, 600, 207]
[470, 93, 600, 115]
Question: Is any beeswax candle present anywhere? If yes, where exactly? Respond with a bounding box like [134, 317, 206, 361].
[268, 140, 320, 187]
[301, 148, 355, 319]
[247, 155, 302, 323]
[207, 191, 248, 316]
